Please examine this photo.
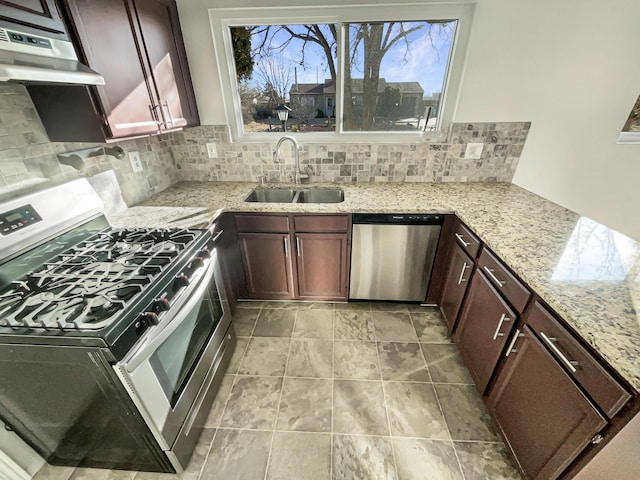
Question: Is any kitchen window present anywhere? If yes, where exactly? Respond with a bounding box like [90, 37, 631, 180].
[210, 4, 474, 142]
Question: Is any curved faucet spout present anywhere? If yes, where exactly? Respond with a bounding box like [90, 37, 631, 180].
[274, 136, 307, 184]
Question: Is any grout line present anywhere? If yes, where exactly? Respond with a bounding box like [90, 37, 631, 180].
[262, 306, 297, 480]
[431, 381, 468, 480]
[195, 428, 218, 480]
[373, 318, 400, 480]
[330, 305, 335, 480]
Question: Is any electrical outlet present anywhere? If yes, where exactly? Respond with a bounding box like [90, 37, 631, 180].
[464, 143, 484, 159]
[206, 143, 218, 158]
[129, 151, 143, 173]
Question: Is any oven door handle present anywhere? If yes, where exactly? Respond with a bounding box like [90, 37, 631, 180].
[122, 255, 218, 373]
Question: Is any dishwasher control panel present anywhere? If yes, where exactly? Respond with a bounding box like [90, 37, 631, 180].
[352, 213, 443, 224]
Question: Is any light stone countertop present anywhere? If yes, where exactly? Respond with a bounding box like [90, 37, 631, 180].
[110, 181, 640, 392]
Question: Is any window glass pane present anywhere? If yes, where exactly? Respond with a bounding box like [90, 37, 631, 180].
[230, 24, 337, 133]
[344, 21, 456, 132]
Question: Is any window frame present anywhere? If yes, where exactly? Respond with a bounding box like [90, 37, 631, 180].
[209, 3, 474, 143]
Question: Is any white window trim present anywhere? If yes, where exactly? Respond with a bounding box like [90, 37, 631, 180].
[209, 3, 475, 144]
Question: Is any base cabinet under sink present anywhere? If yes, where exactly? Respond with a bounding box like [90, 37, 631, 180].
[234, 213, 350, 301]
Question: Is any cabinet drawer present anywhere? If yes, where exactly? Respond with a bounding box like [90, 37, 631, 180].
[526, 301, 631, 418]
[454, 222, 481, 258]
[293, 214, 349, 233]
[235, 214, 289, 233]
[477, 248, 531, 313]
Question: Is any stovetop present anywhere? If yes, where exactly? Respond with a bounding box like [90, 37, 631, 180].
[0, 227, 201, 332]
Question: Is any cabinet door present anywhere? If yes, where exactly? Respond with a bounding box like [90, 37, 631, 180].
[295, 233, 349, 300]
[238, 233, 295, 300]
[66, 0, 159, 138]
[440, 244, 473, 332]
[454, 270, 517, 392]
[0, 0, 67, 38]
[486, 325, 607, 480]
[132, 0, 198, 129]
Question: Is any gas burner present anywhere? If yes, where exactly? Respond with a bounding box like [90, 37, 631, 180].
[0, 227, 201, 331]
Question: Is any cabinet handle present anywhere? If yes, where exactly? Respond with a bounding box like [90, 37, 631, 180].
[283, 237, 289, 257]
[296, 237, 301, 256]
[457, 262, 470, 285]
[162, 100, 175, 127]
[149, 104, 164, 128]
[505, 329, 524, 356]
[455, 233, 470, 247]
[483, 266, 505, 287]
[540, 331, 578, 373]
[492, 313, 510, 340]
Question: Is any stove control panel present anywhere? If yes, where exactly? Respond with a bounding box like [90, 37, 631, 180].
[0, 204, 42, 236]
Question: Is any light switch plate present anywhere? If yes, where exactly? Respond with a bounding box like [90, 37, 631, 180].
[464, 143, 484, 159]
[206, 143, 218, 158]
[129, 151, 143, 173]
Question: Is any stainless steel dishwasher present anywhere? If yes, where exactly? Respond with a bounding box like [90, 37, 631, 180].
[349, 213, 443, 302]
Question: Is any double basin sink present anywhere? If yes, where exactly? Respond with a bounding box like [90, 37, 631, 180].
[245, 187, 344, 204]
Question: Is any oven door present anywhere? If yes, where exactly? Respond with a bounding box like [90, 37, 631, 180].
[114, 249, 231, 454]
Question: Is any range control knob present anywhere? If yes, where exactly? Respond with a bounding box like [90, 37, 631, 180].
[155, 298, 171, 311]
[199, 246, 211, 259]
[140, 312, 158, 326]
[191, 257, 204, 268]
[174, 273, 190, 288]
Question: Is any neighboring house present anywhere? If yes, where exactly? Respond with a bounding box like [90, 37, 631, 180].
[290, 78, 425, 118]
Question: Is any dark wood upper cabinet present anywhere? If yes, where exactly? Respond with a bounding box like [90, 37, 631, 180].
[0, 0, 67, 38]
[27, 0, 198, 141]
[486, 325, 607, 480]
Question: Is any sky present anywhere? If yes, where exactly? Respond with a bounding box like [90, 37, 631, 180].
[243, 21, 455, 98]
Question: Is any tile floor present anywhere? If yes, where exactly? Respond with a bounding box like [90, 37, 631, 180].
[34, 301, 521, 480]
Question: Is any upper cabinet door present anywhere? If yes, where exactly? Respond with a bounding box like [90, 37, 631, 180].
[0, 0, 67, 38]
[132, 0, 198, 129]
[66, 0, 159, 138]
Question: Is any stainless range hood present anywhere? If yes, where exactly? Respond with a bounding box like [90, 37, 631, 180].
[0, 26, 104, 85]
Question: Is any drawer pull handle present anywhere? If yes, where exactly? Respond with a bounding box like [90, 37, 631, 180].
[455, 233, 470, 247]
[457, 262, 470, 285]
[540, 331, 578, 373]
[505, 329, 524, 356]
[483, 266, 505, 287]
[283, 237, 289, 257]
[296, 236, 301, 257]
[492, 313, 510, 340]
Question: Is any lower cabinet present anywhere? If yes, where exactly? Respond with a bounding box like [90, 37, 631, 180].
[453, 270, 517, 392]
[238, 233, 295, 299]
[485, 325, 607, 480]
[440, 243, 474, 332]
[295, 233, 349, 300]
[234, 213, 350, 301]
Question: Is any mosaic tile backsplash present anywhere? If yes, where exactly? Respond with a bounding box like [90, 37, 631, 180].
[168, 122, 530, 184]
[0, 83, 531, 204]
[0, 84, 178, 206]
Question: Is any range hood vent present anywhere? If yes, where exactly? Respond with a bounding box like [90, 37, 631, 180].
[0, 26, 104, 86]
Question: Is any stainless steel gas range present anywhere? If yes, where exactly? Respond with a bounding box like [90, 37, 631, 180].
[0, 179, 235, 473]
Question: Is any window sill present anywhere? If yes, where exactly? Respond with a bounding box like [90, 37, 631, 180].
[229, 129, 448, 145]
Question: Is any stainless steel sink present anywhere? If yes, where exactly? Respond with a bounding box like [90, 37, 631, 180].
[244, 188, 296, 203]
[294, 188, 344, 203]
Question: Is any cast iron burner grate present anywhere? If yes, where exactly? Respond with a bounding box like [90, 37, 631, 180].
[0, 227, 199, 331]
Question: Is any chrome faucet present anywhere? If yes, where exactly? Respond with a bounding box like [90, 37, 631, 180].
[274, 136, 308, 184]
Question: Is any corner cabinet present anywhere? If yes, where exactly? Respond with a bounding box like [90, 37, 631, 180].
[234, 213, 351, 302]
[28, 0, 198, 142]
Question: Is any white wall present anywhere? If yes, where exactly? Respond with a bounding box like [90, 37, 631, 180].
[456, 0, 640, 240]
[177, 0, 640, 240]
